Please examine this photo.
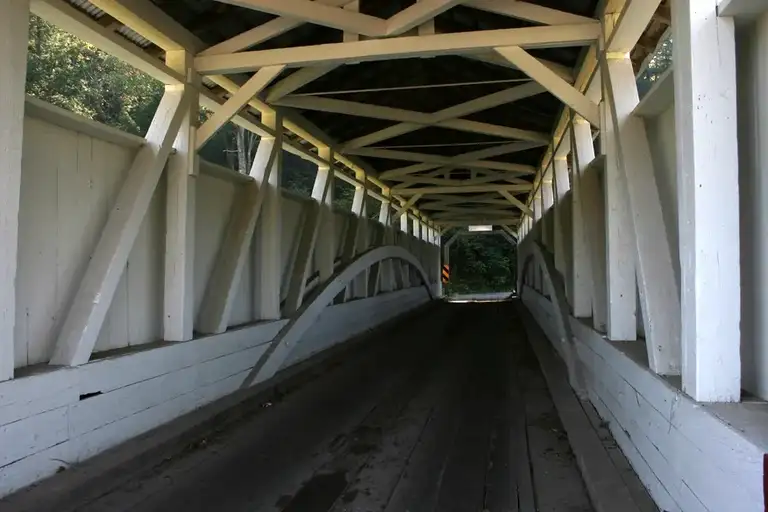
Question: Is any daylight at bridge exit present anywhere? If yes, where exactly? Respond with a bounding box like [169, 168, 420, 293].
[1, 0, 767, 510]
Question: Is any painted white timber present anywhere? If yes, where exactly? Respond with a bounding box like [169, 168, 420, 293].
[196, 130, 284, 333]
[498, 190, 533, 216]
[469, 0, 598, 26]
[242, 246, 433, 385]
[31, 0, 183, 85]
[604, 55, 681, 375]
[719, 0, 768, 18]
[266, 65, 338, 103]
[386, 0, 462, 35]
[163, 51, 198, 342]
[552, 157, 569, 275]
[393, 194, 422, 221]
[194, 25, 601, 74]
[199, 0, 351, 55]
[673, 0, 741, 401]
[0, 0, 29, 380]
[397, 184, 531, 195]
[601, 85, 637, 341]
[253, 112, 284, 320]
[541, 171, 554, 249]
[196, 65, 284, 149]
[216, 0, 387, 37]
[85, 0, 203, 52]
[495, 46, 600, 126]
[283, 201, 322, 315]
[569, 121, 593, 319]
[606, 0, 663, 53]
[350, 172, 370, 298]
[50, 89, 190, 366]
[315, 147, 336, 283]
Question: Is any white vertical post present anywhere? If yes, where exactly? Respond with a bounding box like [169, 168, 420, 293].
[254, 112, 283, 320]
[0, 0, 29, 379]
[164, 51, 197, 342]
[553, 156, 569, 276]
[346, 171, 368, 298]
[378, 194, 393, 292]
[315, 147, 335, 283]
[603, 52, 681, 374]
[673, 0, 741, 401]
[570, 119, 593, 318]
[541, 167, 554, 250]
[602, 83, 637, 340]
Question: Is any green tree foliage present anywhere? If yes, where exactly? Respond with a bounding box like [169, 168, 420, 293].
[636, 34, 673, 98]
[25, 17, 351, 208]
[442, 231, 517, 295]
[27, 15, 163, 137]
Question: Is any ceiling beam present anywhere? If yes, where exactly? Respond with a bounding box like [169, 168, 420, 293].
[196, 65, 284, 149]
[348, 148, 536, 173]
[498, 189, 533, 215]
[397, 184, 532, 195]
[495, 46, 600, 126]
[214, 0, 387, 37]
[468, 0, 598, 26]
[386, 0, 464, 35]
[200, 0, 352, 55]
[194, 24, 602, 74]
[266, 65, 339, 103]
[87, 0, 204, 52]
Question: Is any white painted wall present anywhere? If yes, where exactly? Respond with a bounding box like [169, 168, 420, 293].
[523, 287, 766, 512]
[737, 15, 768, 400]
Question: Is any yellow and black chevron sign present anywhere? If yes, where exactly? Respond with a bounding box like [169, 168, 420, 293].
[441, 264, 450, 284]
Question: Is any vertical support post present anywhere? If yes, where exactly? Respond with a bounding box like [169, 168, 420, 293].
[673, 0, 740, 401]
[0, 0, 29, 379]
[603, 52, 681, 374]
[378, 193, 394, 293]
[164, 51, 197, 342]
[351, 170, 368, 298]
[400, 208, 411, 286]
[601, 77, 636, 340]
[553, 156, 570, 276]
[570, 120, 593, 319]
[253, 112, 283, 320]
[541, 167, 554, 250]
[315, 147, 335, 283]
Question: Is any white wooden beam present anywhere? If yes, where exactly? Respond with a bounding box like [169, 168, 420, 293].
[552, 156, 569, 276]
[163, 51, 198, 342]
[87, 0, 204, 52]
[253, 112, 284, 320]
[215, 0, 387, 36]
[718, 0, 768, 18]
[499, 190, 533, 216]
[50, 87, 191, 366]
[397, 184, 531, 195]
[393, 194, 423, 221]
[673, 0, 741, 401]
[315, 147, 336, 283]
[468, 0, 598, 26]
[266, 65, 338, 103]
[196, 65, 284, 149]
[200, 0, 352, 56]
[386, 0, 463, 35]
[353, 148, 536, 174]
[603, 53, 681, 375]
[195, 139, 280, 334]
[495, 46, 600, 126]
[606, 0, 662, 53]
[600, 84, 636, 340]
[194, 24, 601, 74]
[569, 119, 594, 320]
[0, 0, 29, 379]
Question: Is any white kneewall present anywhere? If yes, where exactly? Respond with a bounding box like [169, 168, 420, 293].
[0, 288, 431, 498]
[523, 287, 765, 512]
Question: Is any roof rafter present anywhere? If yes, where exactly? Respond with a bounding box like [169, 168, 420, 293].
[194, 24, 602, 74]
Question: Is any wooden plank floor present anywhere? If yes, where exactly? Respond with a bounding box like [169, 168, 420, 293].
[7, 302, 634, 512]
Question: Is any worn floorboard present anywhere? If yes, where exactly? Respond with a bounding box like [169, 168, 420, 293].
[5, 301, 655, 512]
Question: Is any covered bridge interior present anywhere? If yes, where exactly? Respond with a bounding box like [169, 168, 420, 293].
[2, 0, 768, 511]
